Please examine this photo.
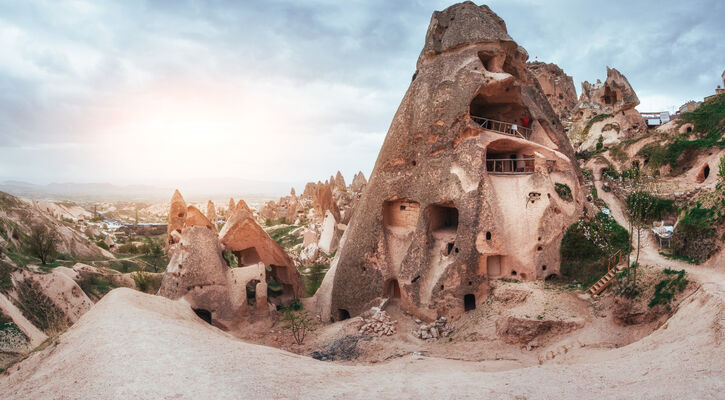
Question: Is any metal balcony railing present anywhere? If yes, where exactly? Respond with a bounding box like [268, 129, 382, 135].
[472, 116, 532, 140]
[486, 158, 535, 174]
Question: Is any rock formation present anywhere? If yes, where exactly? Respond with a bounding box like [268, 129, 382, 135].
[219, 207, 303, 302]
[159, 190, 303, 327]
[350, 171, 368, 193]
[325, 2, 583, 322]
[185, 205, 214, 231]
[527, 61, 577, 120]
[334, 171, 346, 191]
[206, 200, 217, 226]
[569, 67, 646, 151]
[167, 190, 186, 247]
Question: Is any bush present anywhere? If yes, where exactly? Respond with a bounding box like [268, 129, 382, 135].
[649, 269, 688, 309]
[117, 243, 139, 254]
[560, 213, 630, 286]
[0, 260, 12, 289]
[281, 309, 317, 345]
[95, 240, 109, 250]
[672, 207, 718, 263]
[554, 183, 572, 201]
[132, 270, 153, 293]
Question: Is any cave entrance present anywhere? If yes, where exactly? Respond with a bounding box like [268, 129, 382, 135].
[246, 279, 260, 306]
[697, 164, 711, 183]
[602, 86, 618, 105]
[384, 279, 401, 299]
[487, 255, 502, 277]
[464, 294, 476, 312]
[338, 309, 350, 321]
[193, 308, 212, 324]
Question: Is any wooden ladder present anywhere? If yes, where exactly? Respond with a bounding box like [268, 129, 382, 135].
[588, 250, 624, 296]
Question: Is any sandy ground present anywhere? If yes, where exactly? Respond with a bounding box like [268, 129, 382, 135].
[1, 279, 724, 399]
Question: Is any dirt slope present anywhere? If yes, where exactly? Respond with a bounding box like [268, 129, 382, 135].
[1, 284, 723, 399]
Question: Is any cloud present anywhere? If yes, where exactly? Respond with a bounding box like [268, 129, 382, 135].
[0, 0, 723, 187]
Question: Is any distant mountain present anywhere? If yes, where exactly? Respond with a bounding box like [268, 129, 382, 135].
[0, 178, 299, 202]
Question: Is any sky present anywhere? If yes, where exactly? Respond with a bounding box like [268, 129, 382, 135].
[0, 0, 723, 192]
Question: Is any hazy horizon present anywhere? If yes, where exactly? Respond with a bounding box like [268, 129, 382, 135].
[1, 0, 723, 191]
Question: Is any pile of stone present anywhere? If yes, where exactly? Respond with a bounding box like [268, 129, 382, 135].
[358, 308, 397, 337]
[412, 317, 453, 340]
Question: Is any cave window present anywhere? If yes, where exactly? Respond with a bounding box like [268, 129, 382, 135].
[193, 308, 212, 324]
[511, 270, 517, 276]
[704, 165, 710, 179]
[542, 265, 547, 271]
[486, 232, 492, 240]
[446, 242, 454, 255]
[464, 294, 476, 312]
[687, 126, 692, 133]
[338, 309, 350, 321]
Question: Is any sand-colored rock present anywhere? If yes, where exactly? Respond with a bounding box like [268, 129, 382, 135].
[22, 269, 93, 324]
[527, 61, 577, 120]
[206, 200, 217, 226]
[334, 171, 346, 191]
[569, 67, 646, 150]
[317, 210, 340, 254]
[219, 208, 303, 300]
[185, 205, 215, 231]
[167, 190, 186, 247]
[328, 2, 583, 321]
[351, 171, 368, 193]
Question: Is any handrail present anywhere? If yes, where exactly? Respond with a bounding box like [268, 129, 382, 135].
[486, 158, 535, 174]
[471, 116, 532, 140]
[607, 249, 622, 273]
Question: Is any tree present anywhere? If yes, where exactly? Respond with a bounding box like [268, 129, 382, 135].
[718, 154, 725, 184]
[624, 191, 676, 285]
[26, 223, 59, 265]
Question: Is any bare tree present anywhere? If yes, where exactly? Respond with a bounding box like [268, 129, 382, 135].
[26, 223, 59, 265]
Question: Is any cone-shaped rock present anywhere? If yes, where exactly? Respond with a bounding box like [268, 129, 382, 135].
[328, 2, 583, 321]
[167, 189, 186, 247]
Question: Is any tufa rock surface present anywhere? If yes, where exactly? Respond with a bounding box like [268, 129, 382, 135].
[326, 2, 583, 322]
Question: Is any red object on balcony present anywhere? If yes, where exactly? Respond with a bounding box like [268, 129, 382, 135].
[522, 117, 531, 128]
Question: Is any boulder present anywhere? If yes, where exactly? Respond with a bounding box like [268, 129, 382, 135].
[318, 211, 340, 254]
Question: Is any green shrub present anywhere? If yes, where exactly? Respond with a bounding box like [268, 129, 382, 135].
[117, 243, 139, 254]
[132, 270, 153, 293]
[672, 206, 718, 263]
[554, 183, 572, 201]
[595, 135, 604, 152]
[95, 240, 109, 250]
[0, 260, 12, 289]
[281, 309, 317, 345]
[649, 269, 688, 309]
[560, 213, 630, 286]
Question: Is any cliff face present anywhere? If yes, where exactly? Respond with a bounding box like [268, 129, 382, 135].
[569, 67, 646, 151]
[328, 2, 583, 321]
[527, 61, 578, 120]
